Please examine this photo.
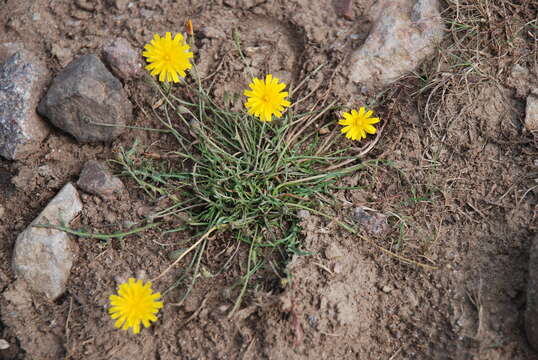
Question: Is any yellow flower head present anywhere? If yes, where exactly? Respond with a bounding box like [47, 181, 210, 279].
[143, 32, 193, 83]
[109, 278, 163, 334]
[244, 74, 291, 122]
[338, 107, 380, 141]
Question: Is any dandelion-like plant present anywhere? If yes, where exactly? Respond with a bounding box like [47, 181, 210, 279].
[244, 74, 291, 122]
[339, 107, 380, 141]
[143, 32, 193, 83]
[109, 278, 163, 334]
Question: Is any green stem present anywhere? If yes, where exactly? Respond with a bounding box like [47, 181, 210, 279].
[32, 222, 162, 240]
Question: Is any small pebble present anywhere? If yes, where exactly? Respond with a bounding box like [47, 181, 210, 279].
[382, 285, 393, 293]
[525, 93, 538, 131]
[333, 262, 342, 274]
[75, 0, 95, 11]
[0, 339, 9, 350]
[307, 315, 318, 328]
[71, 9, 92, 20]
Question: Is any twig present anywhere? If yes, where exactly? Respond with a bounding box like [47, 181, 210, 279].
[313, 262, 334, 275]
[65, 297, 74, 342]
[151, 225, 220, 282]
[228, 238, 256, 318]
[389, 346, 403, 360]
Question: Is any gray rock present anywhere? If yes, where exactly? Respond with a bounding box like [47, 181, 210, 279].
[525, 92, 538, 132]
[526, 236, 538, 350]
[103, 38, 143, 81]
[77, 160, 124, 198]
[12, 183, 82, 300]
[0, 50, 50, 160]
[38, 54, 132, 143]
[351, 207, 391, 237]
[349, 0, 443, 87]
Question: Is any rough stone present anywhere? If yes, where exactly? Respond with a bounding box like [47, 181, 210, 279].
[38, 54, 132, 143]
[103, 38, 143, 81]
[349, 0, 444, 87]
[382, 285, 393, 293]
[525, 92, 538, 132]
[12, 183, 82, 300]
[77, 160, 124, 198]
[526, 236, 538, 350]
[0, 50, 50, 160]
[351, 207, 391, 237]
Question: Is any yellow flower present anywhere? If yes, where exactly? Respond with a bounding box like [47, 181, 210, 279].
[142, 32, 193, 83]
[244, 74, 291, 122]
[109, 278, 163, 334]
[338, 107, 380, 141]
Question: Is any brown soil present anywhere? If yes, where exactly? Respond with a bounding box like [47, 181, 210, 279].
[1, 0, 537, 359]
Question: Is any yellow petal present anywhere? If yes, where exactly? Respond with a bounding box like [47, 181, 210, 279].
[365, 125, 377, 134]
